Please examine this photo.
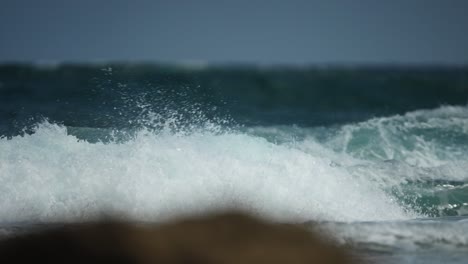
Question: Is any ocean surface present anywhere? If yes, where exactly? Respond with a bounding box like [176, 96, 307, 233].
[1, 64, 468, 263]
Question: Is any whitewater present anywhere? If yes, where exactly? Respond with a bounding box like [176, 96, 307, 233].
[1, 105, 468, 225]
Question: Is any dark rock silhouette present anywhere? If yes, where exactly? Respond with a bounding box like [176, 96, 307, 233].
[0, 212, 354, 263]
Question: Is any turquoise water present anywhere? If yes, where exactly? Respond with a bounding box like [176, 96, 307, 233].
[1, 64, 468, 263]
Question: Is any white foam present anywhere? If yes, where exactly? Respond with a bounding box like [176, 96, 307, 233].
[319, 219, 468, 251]
[0, 121, 413, 223]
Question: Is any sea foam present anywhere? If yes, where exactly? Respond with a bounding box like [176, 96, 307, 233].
[0, 121, 412, 223]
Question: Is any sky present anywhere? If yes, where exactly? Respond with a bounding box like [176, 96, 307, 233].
[0, 0, 467, 64]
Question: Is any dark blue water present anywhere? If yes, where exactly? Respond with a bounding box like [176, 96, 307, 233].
[2, 64, 468, 134]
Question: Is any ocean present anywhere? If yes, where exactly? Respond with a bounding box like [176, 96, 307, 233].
[1, 63, 468, 263]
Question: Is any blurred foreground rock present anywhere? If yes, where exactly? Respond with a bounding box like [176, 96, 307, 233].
[0, 212, 354, 263]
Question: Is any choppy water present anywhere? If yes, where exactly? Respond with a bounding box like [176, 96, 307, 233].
[1, 64, 468, 263]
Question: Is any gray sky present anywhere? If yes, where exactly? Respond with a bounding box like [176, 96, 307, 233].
[1, 0, 467, 64]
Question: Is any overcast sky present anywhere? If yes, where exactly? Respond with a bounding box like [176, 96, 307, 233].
[0, 0, 467, 64]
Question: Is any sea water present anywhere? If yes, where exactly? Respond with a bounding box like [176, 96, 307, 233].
[1, 64, 468, 263]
